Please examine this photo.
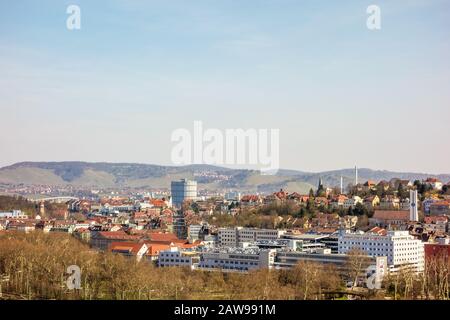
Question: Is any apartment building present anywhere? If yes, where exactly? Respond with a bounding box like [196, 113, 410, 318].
[217, 227, 286, 247]
[338, 230, 424, 273]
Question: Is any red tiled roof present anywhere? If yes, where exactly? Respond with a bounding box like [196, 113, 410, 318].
[368, 227, 387, 236]
[96, 231, 141, 240]
[149, 199, 166, 207]
[372, 210, 409, 221]
[424, 216, 448, 224]
[241, 195, 260, 202]
[147, 232, 179, 242]
[110, 242, 146, 254]
[146, 244, 171, 256]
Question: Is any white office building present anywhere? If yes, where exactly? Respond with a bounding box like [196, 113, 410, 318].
[158, 247, 200, 269]
[198, 247, 276, 271]
[338, 230, 424, 273]
[0, 210, 28, 219]
[188, 224, 203, 241]
[218, 227, 286, 247]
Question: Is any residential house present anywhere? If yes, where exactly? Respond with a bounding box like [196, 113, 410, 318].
[423, 216, 448, 234]
[377, 180, 390, 191]
[330, 195, 348, 210]
[424, 178, 443, 191]
[380, 195, 400, 210]
[343, 196, 363, 209]
[240, 195, 262, 206]
[363, 195, 380, 209]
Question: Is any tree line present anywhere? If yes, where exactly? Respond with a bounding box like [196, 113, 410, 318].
[0, 231, 449, 300]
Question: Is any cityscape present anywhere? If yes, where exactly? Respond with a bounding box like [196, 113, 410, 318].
[1, 0, 450, 311]
[1, 165, 450, 300]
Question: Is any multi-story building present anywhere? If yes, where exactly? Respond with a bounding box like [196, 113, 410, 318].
[423, 216, 448, 234]
[338, 230, 424, 273]
[429, 201, 450, 216]
[275, 249, 386, 277]
[188, 224, 203, 241]
[188, 223, 209, 241]
[198, 247, 276, 271]
[158, 247, 200, 269]
[90, 231, 141, 251]
[173, 210, 188, 239]
[171, 179, 197, 208]
[217, 227, 285, 247]
[423, 198, 439, 215]
[0, 210, 28, 219]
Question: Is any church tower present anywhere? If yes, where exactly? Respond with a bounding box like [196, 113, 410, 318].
[410, 189, 419, 222]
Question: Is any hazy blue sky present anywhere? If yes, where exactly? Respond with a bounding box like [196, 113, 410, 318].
[1, 0, 449, 173]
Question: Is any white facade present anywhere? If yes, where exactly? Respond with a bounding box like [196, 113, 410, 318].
[338, 230, 424, 273]
[188, 224, 203, 241]
[0, 210, 28, 219]
[343, 196, 363, 209]
[410, 189, 419, 222]
[432, 181, 443, 190]
[218, 227, 286, 247]
[158, 247, 199, 269]
[199, 248, 276, 271]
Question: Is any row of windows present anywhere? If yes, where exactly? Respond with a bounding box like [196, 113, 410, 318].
[210, 260, 258, 265]
[200, 264, 250, 271]
[160, 258, 190, 263]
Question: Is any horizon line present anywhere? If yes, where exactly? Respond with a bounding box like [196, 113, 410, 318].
[1, 160, 449, 177]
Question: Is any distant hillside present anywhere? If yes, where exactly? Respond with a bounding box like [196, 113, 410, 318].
[0, 162, 449, 194]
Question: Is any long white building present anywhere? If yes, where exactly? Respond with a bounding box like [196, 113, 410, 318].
[0, 210, 28, 219]
[218, 227, 285, 247]
[338, 230, 424, 273]
[158, 247, 200, 269]
[198, 247, 276, 272]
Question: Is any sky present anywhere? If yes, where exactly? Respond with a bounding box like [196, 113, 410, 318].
[1, 0, 449, 174]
